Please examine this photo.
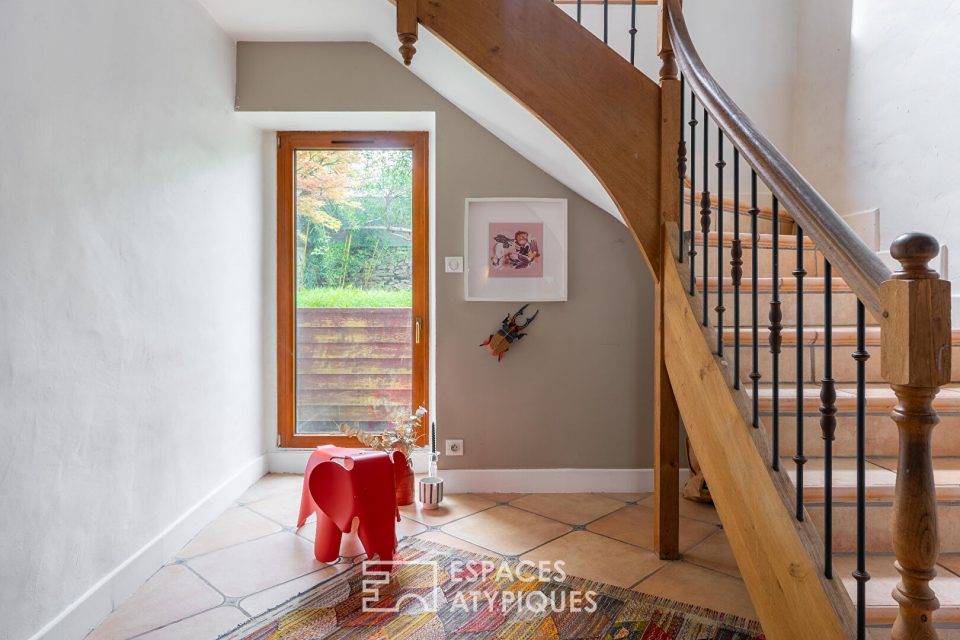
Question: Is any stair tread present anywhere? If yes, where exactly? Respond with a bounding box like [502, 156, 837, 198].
[723, 325, 960, 347]
[835, 554, 960, 623]
[783, 457, 960, 502]
[697, 275, 852, 293]
[696, 230, 816, 250]
[751, 383, 960, 412]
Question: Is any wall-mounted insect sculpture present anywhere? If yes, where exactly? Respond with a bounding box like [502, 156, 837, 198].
[480, 304, 539, 361]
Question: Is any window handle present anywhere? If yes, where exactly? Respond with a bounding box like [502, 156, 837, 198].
[415, 317, 423, 344]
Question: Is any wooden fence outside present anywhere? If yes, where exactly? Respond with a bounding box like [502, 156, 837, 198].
[296, 307, 412, 434]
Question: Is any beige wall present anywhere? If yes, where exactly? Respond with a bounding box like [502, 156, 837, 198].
[237, 42, 653, 469]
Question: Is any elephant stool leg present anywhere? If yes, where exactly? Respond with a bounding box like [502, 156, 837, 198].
[313, 512, 343, 563]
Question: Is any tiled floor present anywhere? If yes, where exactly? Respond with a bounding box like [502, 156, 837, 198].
[86, 474, 756, 639]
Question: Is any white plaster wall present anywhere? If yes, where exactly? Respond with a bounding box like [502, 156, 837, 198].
[0, 1, 265, 638]
[792, 0, 960, 304]
[565, 0, 800, 158]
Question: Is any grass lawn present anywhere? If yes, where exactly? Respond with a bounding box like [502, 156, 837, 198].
[297, 287, 412, 308]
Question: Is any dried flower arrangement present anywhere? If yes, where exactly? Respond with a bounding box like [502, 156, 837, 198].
[338, 406, 428, 463]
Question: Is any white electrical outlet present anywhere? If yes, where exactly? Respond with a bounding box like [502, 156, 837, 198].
[444, 256, 464, 273]
[445, 439, 464, 456]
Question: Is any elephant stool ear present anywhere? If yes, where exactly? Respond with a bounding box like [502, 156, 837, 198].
[308, 461, 355, 532]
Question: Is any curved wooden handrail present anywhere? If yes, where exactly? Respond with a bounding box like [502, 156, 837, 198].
[664, 0, 890, 315]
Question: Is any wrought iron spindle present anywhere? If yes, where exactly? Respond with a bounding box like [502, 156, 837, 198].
[819, 259, 836, 578]
[715, 130, 726, 354]
[678, 76, 687, 262]
[688, 92, 698, 295]
[769, 195, 782, 470]
[603, 0, 609, 43]
[577, 0, 582, 23]
[794, 225, 807, 520]
[731, 150, 742, 389]
[853, 299, 871, 639]
[700, 109, 711, 326]
[749, 170, 760, 426]
[629, 0, 638, 65]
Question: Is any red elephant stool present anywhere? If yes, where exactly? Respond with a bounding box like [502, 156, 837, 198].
[297, 445, 408, 563]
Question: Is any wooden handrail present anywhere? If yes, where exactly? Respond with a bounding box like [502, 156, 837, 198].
[663, 0, 891, 316]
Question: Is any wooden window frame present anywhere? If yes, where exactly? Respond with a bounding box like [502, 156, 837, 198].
[277, 131, 429, 448]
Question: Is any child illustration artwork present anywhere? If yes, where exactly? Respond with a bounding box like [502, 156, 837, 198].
[488, 222, 544, 278]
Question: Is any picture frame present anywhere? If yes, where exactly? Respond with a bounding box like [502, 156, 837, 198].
[464, 198, 568, 301]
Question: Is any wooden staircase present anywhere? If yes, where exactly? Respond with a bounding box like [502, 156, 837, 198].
[693, 216, 960, 629]
[391, 0, 953, 637]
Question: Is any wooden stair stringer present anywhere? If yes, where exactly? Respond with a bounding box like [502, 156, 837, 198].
[408, 0, 663, 278]
[662, 226, 856, 640]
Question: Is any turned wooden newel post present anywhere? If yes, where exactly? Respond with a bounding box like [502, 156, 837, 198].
[881, 233, 952, 640]
[397, 0, 418, 65]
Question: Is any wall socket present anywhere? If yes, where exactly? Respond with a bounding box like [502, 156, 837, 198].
[445, 439, 464, 456]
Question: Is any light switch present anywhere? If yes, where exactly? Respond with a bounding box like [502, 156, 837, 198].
[445, 256, 464, 273]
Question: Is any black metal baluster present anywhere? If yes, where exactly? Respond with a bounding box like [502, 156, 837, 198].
[700, 109, 711, 326]
[820, 260, 836, 578]
[603, 0, 609, 43]
[629, 0, 638, 65]
[688, 92, 698, 295]
[715, 130, 726, 355]
[749, 170, 760, 426]
[769, 195, 782, 470]
[678, 76, 687, 263]
[794, 225, 807, 520]
[731, 150, 742, 389]
[853, 299, 871, 639]
[576, 0, 582, 23]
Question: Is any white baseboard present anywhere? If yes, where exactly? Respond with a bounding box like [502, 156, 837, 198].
[267, 450, 688, 494]
[30, 455, 268, 640]
[438, 468, 690, 493]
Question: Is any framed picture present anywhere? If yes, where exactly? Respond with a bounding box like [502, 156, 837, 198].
[464, 198, 568, 301]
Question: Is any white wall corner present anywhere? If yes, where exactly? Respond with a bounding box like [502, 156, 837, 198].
[841, 208, 881, 252]
[28, 457, 268, 640]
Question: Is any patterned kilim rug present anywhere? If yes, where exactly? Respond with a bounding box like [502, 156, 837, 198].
[219, 538, 764, 640]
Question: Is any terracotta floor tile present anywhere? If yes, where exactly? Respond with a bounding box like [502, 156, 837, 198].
[239, 565, 346, 616]
[521, 531, 666, 588]
[188, 531, 328, 597]
[509, 493, 626, 525]
[587, 505, 719, 552]
[137, 606, 249, 640]
[683, 530, 740, 578]
[177, 506, 282, 559]
[237, 473, 304, 504]
[86, 565, 222, 640]
[441, 506, 571, 556]
[245, 492, 305, 528]
[637, 495, 721, 525]
[400, 493, 495, 526]
[413, 530, 503, 558]
[601, 492, 652, 503]
[634, 562, 757, 620]
[469, 492, 528, 503]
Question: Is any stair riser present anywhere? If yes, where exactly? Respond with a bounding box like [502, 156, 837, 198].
[707, 244, 824, 279]
[760, 413, 960, 458]
[707, 291, 877, 328]
[681, 207, 789, 236]
[731, 345, 884, 384]
[807, 502, 960, 554]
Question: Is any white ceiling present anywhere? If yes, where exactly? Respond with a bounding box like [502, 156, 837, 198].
[196, 0, 620, 221]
